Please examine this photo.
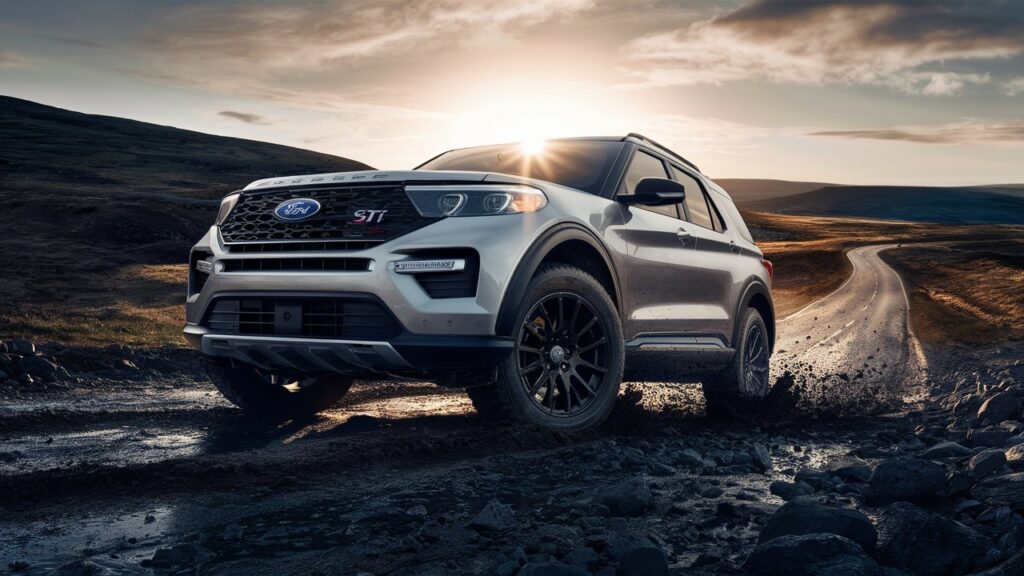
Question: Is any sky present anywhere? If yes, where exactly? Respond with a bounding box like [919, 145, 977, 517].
[2, 0, 1024, 185]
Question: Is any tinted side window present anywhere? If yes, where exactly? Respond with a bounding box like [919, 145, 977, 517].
[705, 194, 726, 232]
[620, 150, 676, 218]
[671, 166, 715, 230]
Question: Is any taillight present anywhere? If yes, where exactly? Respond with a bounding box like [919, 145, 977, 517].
[761, 259, 774, 280]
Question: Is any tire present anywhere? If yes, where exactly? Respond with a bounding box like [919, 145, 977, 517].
[206, 358, 353, 421]
[467, 264, 624, 432]
[702, 307, 771, 418]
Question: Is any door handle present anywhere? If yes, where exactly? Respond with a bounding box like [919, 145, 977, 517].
[676, 228, 694, 246]
[729, 240, 739, 254]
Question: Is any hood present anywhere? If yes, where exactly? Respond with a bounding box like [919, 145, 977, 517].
[243, 170, 493, 191]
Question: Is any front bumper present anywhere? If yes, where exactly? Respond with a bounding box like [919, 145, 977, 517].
[183, 324, 512, 375]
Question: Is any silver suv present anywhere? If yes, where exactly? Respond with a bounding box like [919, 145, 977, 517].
[184, 134, 775, 431]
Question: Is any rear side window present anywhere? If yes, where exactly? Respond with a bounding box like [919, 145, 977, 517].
[620, 150, 677, 219]
[671, 166, 718, 231]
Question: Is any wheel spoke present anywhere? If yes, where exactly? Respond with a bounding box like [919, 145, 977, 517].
[529, 370, 548, 395]
[575, 316, 598, 339]
[570, 297, 581, 334]
[521, 359, 544, 373]
[558, 296, 565, 334]
[571, 369, 596, 395]
[519, 345, 544, 356]
[576, 358, 606, 373]
[577, 336, 607, 354]
[560, 373, 573, 415]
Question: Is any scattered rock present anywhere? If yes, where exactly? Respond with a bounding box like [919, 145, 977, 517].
[617, 545, 669, 576]
[970, 449, 1008, 479]
[19, 356, 57, 379]
[599, 477, 652, 517]
[469, 499, 516, 532]
[647, 460, 676, 477]
[975, 472, 1024, 511]
[563, 547, 599, 570]
[769, 480, 814, 501]
[48, 560, 112, 576]
[143, 543, 215, 569]
[9, 340, 35, 356]
[978, 393, 1019, 424]
[676, 448, 704, 468]
[865, 457, 946, 505]
[517, 561, 589, 576]
[751, 444, 773, 472]
[744, 533, 882, 576]
[921, 441, 972, 459]
[875, 501, 991, 576]
[758, 500, 877, 553]
[1005, 444, 1024, 467]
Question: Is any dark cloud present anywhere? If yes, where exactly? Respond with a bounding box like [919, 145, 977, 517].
[622, 0, 1024, 94]
[811, 121, 1024, 144]
[218, 111, 270, 125]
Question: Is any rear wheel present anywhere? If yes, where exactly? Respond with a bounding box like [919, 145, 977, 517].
[702, 307, 771, 417]
[467, 264, 624, 432]
[206, 359, 353, 421]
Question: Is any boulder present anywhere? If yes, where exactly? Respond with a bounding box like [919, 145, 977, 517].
[757, 500, 877, 553]
[970, 449, 1008, 479]
[1005, 444, 1024, 467]
[978, 393, 1020, 424]
[518, 562, 589, 576]
[865, 457, 946, 505]
[676, 448, 704, 468]
[144, 544, 214, 570]
[48, 560, 113, 576]
[743, 533, 883, 576]
[751, 444, 773, 472]
[600, 477, 652, 517]
[875, 502, 991, 576]
[769, 480, 814, 501]
[921, 441, 972, 459]
[974, 472, 1024, 511]
[469, 499, 516, 531]
[617, 545, 669, 576]
[563, 547, 599, 570]
[8, 339, 34, 356]
[19, 356, 58, 379]
[827, 457, 872, 483]
[967, 427, 1013, 448]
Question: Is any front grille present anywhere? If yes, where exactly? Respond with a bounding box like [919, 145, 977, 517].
[225, 240, 380, 253]
[221, 258, 372, 272]
[219, 184, 434, 244]
[203, 297, 401, 340]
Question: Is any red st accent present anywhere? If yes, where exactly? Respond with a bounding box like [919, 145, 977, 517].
[761, 259, 774, 280]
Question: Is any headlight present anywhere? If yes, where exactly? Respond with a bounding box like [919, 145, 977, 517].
[405, 185, 547, 217]
[215, 193, 240, 225]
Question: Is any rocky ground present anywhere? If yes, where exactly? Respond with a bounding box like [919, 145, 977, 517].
[1, 337, 1023, 576]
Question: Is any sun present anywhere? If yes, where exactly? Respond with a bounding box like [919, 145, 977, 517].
[520, 137, 546, 155]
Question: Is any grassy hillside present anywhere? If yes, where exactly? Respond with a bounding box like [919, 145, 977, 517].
[0, 96, 371, 344]
[716, 178, 836, 205]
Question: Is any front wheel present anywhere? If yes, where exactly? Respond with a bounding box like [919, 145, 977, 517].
[467, 264, 624, 432]
[206, 359, 353, 421]
[702, 307, 771, 417]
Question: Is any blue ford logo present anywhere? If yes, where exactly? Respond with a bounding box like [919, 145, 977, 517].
[274, 198, 321, 221]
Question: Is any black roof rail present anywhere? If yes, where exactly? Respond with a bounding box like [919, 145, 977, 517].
[624, 132, 700, 173]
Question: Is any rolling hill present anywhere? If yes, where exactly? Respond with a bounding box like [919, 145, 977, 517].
[0, 96, 371, 343]
[715, 178, 837, 205]
[741, 184, 1024, 225]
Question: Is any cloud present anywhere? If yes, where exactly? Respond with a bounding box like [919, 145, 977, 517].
[218, 110, 271, 125]
[1005, 77, 1024, 96]
[0, 50, 29, 68]
[149, 0, 594, 72]
[810, 121, 1024, 144]
[620, 0, 1024, 95]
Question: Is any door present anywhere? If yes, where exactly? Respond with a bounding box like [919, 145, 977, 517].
[670, 165, 737, 342]
[618, 149, 705, 340]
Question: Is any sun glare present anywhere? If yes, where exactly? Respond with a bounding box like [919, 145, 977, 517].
[521, 138, 546, 155]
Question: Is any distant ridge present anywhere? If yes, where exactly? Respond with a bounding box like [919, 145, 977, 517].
[741, 184, 1024, 225]
[0, 95, 372, 263]
[716, 178, 837, 205]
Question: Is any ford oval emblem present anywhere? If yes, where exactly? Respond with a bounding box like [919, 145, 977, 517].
[274, 198, 321, 221]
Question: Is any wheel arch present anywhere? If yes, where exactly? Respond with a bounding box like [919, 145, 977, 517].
[735, 280, 775, 353]
[495, 223, 622, 337]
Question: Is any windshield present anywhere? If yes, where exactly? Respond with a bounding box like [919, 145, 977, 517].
[417, 141, 625, 196]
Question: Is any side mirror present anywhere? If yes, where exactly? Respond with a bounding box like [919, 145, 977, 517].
[617, 177, 686, 206]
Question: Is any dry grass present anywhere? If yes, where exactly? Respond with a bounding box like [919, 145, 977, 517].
[749, 212, 1024, 344]
[880, 241, 1024, 344]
